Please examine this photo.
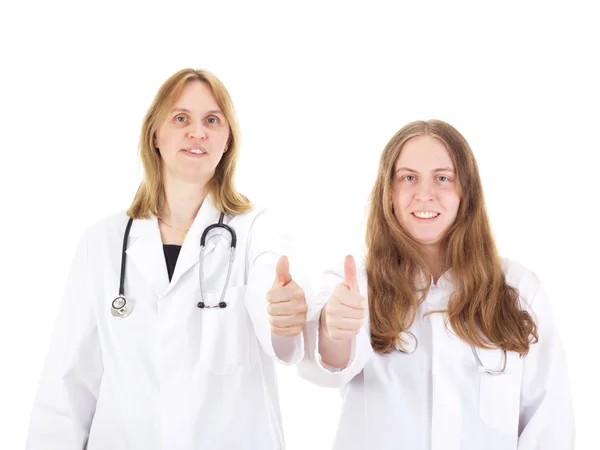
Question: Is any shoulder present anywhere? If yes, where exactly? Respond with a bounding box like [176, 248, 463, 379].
[80, 210, 131, 243]
[500, 258, 544, 309]
[230, 203, 267, 225]
[232, 203, 298, 256]
[232, 203, 289, 235]
[64, 211, 130, 263]
[88, 210, 130, 233]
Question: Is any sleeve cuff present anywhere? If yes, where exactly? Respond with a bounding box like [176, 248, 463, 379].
[271, 332, 305, 365]
[297, 317, 372, 388]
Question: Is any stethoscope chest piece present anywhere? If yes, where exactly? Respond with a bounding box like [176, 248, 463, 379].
[471, 346, 508, 376]
[395, 331, 418, 354]
[111, 296, 135, 318]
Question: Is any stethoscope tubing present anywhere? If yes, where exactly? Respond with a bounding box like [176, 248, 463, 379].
[395, 330, 507, 375]
[197, 214, 236, 309]
[112, 213, 236, 316]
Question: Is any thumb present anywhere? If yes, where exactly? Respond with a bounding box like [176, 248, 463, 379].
[343, 255, 359, 293]
[275, 255, 292, 286]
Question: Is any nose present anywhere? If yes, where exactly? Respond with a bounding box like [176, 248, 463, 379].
[187, 121, 208, 140]
[415, 179, 434, 202]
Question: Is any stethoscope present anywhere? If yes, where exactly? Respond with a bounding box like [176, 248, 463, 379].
[394, 331, 508, 376]
[111, 213, 236, 318]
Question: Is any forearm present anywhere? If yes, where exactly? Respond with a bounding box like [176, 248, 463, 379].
[318, 310, 353, 368]
[271, 332, 304, 364]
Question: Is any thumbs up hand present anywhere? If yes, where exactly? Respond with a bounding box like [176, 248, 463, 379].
[267, 256, 308, 337]
[320, 255, 367, 341]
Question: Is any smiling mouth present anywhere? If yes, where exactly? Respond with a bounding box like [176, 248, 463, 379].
[183, 148, 206, 155]
[412, 212, 440, 219]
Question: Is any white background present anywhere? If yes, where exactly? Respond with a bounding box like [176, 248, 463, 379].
[1, 1, 598, 448]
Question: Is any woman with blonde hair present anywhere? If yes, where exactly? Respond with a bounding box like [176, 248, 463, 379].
[27, 68, 311, 450]
[299, 120, 574, 449]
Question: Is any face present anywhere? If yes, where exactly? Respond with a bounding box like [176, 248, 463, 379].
[154, 81, 230, 184]
[392, 135, 460, 251]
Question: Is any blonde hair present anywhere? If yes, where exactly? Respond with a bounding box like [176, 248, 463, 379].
[127, 68, 251, 218]
[366, 120, 538, 355]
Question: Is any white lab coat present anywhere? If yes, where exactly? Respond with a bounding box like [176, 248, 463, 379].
[299, 258, 574, 450]
[27, 196, 313, 450]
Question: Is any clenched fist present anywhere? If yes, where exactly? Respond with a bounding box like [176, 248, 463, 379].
[267, 256, 308, 337]
[320, 255, 367, 341]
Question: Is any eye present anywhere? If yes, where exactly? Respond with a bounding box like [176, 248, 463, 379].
[174, 115, 187, 123]
[404, 175, 416, 182]
[206, 116, 220, 124]
[437, 176, 449, 182]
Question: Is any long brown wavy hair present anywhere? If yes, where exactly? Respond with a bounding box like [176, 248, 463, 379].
[128, 68, 251, 219]
[366, 120, 538, 355]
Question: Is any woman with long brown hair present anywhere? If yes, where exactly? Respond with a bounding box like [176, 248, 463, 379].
[27, 69, 311, 450]
[299, 120, 573, 449]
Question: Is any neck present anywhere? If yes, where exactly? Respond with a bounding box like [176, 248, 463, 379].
[421, 244, 446, 284]
[161, 176, 209, 228]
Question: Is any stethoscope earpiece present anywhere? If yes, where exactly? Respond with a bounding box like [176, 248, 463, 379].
[196, 301, 228, 309]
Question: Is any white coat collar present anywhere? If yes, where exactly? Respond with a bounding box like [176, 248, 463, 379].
[126, 194, 227, 299]
[413, 268, 454, 308]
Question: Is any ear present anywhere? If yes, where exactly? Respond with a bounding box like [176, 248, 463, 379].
[152, 134, 161, 155]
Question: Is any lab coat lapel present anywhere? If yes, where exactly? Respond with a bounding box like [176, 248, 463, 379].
[126, 216, 170, 300]
[165, 195, 220, 295]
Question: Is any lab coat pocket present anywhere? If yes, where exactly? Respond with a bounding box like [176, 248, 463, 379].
[197, 285, 259, 375]
[478, 349, 522, 434]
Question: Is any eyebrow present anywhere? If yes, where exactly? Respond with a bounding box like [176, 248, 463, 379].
[395, 167, 455, 174]
[171, 108, 224, 115]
